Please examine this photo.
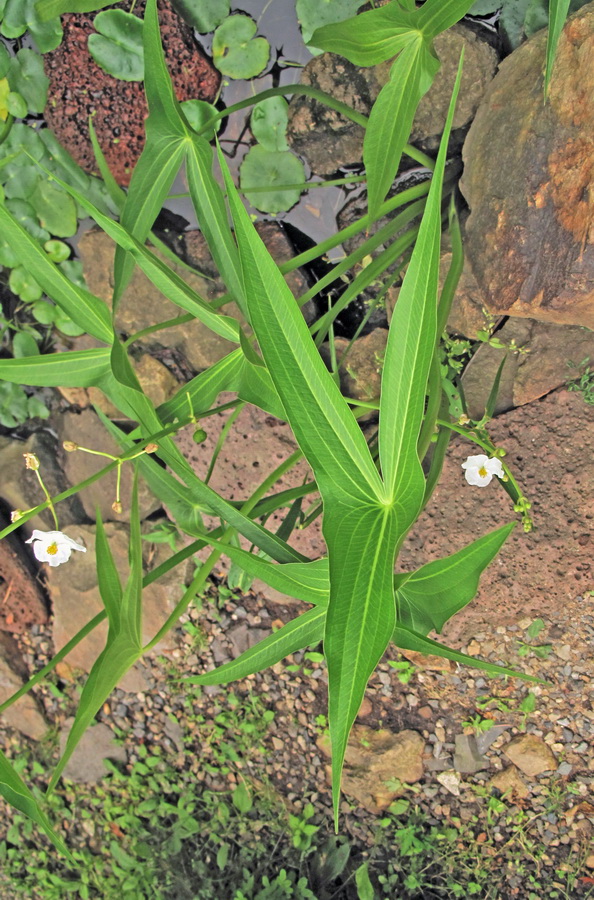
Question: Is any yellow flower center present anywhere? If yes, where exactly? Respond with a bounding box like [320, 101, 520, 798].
[46, 542, 59, 556]
[478, 466, 488, 478]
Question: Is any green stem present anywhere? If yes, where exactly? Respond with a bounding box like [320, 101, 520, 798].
[124, 313, 195, 347]
[205, 403, 244, 485]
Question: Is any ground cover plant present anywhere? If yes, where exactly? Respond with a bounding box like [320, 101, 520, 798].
[0, 0, 577, 874]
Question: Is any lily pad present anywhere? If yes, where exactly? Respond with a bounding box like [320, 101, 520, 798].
[250, 97, 289, 152]
[170, 0, 230, 33]
[88, 9, 144, 81]
[1, 0, 62, 53]
[296, 0, 366, 50]
[8, 49, 49, 113]
[179, 99, 220, 139]
[212, 15, 270, 80]
[239, 146, 305, 214]
[9, 266, 43, 303]
[30, 180, 77, 237]
[0, 44, 9, 79]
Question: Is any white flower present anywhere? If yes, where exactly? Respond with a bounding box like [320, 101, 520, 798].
[25, 530, 86, 567]
[461, 454, 504, 487]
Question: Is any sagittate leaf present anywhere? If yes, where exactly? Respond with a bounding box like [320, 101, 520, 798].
[88, 10, 144, 82]
[395, 524, 515, 635]
[212, 15, 270, 79]
[296, 0, 366, 48]
[309, 2, 420, 66]
[0, 749, 72, 858]
[250, 96, 289, 152]
[240, 146, 305, 214]
[170, 0, 229, 33]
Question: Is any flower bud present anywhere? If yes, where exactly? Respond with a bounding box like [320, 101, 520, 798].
[10, 509, 24, 523]
[63, 441, 78, 452]
[144, 443, 158, 454]
[112, 500, 123, 515]
[193, 427, 207, 444]
[23, 452, 40, 470]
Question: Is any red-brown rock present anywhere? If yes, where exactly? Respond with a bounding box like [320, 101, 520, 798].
[0, 517, 48, 634]
[44, 0, 220, 187]
[461, 3, 594, 330]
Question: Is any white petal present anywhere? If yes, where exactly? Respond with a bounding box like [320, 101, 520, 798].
[485, 457, 504, 479]
[464, 468, 493, 487]
[461, 454, 489, 470]
[60, 535, 87, 553]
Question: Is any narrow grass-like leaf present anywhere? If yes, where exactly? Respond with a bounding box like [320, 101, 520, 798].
[393, 625, 541, 682]
[185, 606, 325, 685]
[0, 204, 113, 343]
[364, 37, 439, 219]
[484, 353, 508, 420]
[395, 523, 515, 635]
[95, 511, 123, 631]
[378, 53, 464, 523]
[0, 348, 110, 387]
[0, 751, 72, 859]
[545, 0, 571, 95]
[309, 3, 420, 65]
[48, 478, 144, 792]
[156, 349, 244, 422]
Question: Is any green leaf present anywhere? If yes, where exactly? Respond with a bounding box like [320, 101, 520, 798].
[416, 0, 479, 39]
[232, 782, 252, 814]
[355, 862, 376, 900]
[297, 0, 366, 49]
[7, 49, 49, 113]
[2, 0, 62, 52]
[9, 265, 43, 302]
[180, 99, 220, 140]
[395, 524, 515, 635]
[6, 91, 27, 118]
[0, 202, 113, 343]
[0, 749, 72, 859]
[169, 0, 229, 33]
[88, 10, 144, 82]
[0, 348, 111, 387]
[240, 146, 305, 214]
[48, 476, 144, 792]
[35, 0, 118, 20]
[467, 0, 500, 13]
[30, 180, 77, 237]
[364, 37, 439, 219]
[11, 331, 39, 358]
[544, 0, 571, 94]
[310, 3, 420, 66]
[95, 512, 123, 631]
[393, 625, 541, 682]
[212, 15, 270, 80]
[0, 43, 10, 78]
[186, 606, 326, 685]
[250, 96, 289, 152]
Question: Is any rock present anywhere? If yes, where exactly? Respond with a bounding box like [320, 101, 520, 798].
[503, 734, 558, 776]
[49, 522, 191, 692]
[59, 719, 126, 783]
[436, 770, 462, 796]
[461, 317, 594, 419]
[454, 733, 488, 774]
[0, 632, 48, 740]
[321, 330, 388, 402]
[0, 432, 85, 534]
[57, 408, 161, 523]
[461, 4, 594, 329]
[476, 725, 510, 755]
[77, 230, 240, 375]
[411, 25, 499, 151]
[227, 624, 270, 658]
[287, 25, 497, 173]
[357, 697, 373, 719]
[317, 725, 425, 813]
[44, 0, 220, 186]
[488, 766, 530, 800]
[0, 514, 48, 633]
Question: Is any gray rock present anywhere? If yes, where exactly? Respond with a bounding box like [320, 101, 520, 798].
[503, 734, 558, 776]
[59, 720, 126, 783]
[454, 733, 488, 774]
[0, 632, 48, 740]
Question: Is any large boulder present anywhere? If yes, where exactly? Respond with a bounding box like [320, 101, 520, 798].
[461, 2, 594, 330]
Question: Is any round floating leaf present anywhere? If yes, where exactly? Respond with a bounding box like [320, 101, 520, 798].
[179, 99, 220, 139]
[53, 308, 86, 336]
[250, 97, 289, 152]
[30, 180, 78, 237]
[30, 300, 57, 325]
[0, 239, 18, 268]
[1, 0, 62, 53]
[3, 166, 41, 201]
[212, 15, 270, 80]
[7, 91, 27, 119]
[0, 382, 29, 428]
[7, 49, 49, 113]
[240, 146, 305, 214]
[0, 44, 10, 79]
[9, 266, 44, 303]
[88, 10, 144, 81]
[170, 0, 230, 33]
[5, 198, 50, 241]
[12, 331, 40, 358]
[27, 395, 50, 420]
[44, 239, 71, 262]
